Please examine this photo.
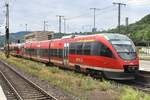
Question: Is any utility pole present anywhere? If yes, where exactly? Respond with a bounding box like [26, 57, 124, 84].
[25, 24, 27, 33]
[125, 17, 129, 34]
[43, 20, 48, 32]
[5, 2, 10, 58]
[113, 2, 126, 33]
[56, 15, 64, 34]
[63, 18, 66, 34]
[90, 8, 100, 32]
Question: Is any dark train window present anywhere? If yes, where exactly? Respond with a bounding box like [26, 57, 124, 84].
[50, 49, 52, 56]
[33, 49, 37, 56]
[25, 48, 31, 55]
[83, 42, 91, 55]
[69, 43, 76, 54]
[50, 49, 53, 56]
[100, 44, 113, 58]
[91, 42, 101, 56]
[56, 49, 59, 57]
[50, 49, 63, 58]
[69, 41, 113, 58]
[54, 49, 57, 56]
[58, 49, 63, 58]
[40, 49, 49, 57]
[30, 49, 34, 55]
[76, 43, 83, 55]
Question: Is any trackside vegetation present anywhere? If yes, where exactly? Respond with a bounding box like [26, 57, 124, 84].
[0, 52, 149, 100]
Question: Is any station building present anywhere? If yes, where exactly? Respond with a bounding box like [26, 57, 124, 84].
[24, 31, 54, 42]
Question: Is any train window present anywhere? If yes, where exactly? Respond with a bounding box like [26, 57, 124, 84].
[49, 49, 53, 56]
[53, 49, 57, 57]
[58, 49, 63, 58]
[49, 49, 62, 58]
[46, 49, 49, 56]
[91, 42, 101, 56]
[25, 48, 31, 55]
[57, 49, 59, 57]
[55, 49, 57, 57]
[42, 49, 48, 57]
[100, 44, 113, 58]
[83, 42, 91, 55]
[39, 49, 43, 57]
[30, 49, 33, 55]
[31, 49, 35, 56]
[44, 49, 48, 57]
[51, 49, 54, 56]
[76, 43, 83, 55]
[69, 43, 76, 54]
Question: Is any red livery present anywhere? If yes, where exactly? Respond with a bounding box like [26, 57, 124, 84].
[10, 33, 139, 80]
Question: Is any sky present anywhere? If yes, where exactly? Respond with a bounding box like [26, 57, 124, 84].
[0, 0, 150, 34]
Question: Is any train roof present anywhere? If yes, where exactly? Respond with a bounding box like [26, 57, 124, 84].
[98, 33, 131, 41]
[23, 33, 131, 44]
[61, 33, 130, 41]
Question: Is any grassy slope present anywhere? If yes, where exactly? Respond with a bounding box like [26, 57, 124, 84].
[107, 14, 150, 43]
[0, 52, 149, 100]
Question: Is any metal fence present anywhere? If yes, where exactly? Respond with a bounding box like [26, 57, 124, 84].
[137, 46, 150, 59]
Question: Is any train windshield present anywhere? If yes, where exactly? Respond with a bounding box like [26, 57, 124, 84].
[111, 40, 136, 60]
[100, 34, 137, 60]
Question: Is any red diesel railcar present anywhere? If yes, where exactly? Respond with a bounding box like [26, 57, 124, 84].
[10, 43, 24, 56]
[10, 33, 139, 80]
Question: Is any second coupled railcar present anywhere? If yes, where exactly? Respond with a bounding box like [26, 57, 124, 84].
[10, 33, 139, 80]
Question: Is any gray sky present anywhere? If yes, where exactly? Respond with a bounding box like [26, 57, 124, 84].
[0, 0, 150, 33]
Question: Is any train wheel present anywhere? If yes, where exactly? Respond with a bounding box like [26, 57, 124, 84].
[75, 65, 81, 73]
[46, 62, 54, 66]
[101, 72, 107, 79]
[86, 68, 103, 79]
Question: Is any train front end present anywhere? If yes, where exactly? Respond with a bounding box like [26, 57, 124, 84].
[103, 34, 139, 80]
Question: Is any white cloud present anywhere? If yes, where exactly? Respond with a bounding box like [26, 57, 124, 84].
[127, 0, 150, 6]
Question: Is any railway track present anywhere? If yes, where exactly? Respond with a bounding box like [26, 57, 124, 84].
[0, 60, 57, 100]
[134, 71, 150, 93]
[133, 80, 150, 93]
[0, 71, 19, 100]
[117, 71, 150, 94]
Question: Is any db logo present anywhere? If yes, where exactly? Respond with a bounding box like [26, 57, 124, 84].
[76, 58, 83, 63]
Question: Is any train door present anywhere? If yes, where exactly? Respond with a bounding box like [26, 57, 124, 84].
[63, 43, 69, 67]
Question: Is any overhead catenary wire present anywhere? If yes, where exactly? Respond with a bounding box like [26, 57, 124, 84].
[65, 6, 116, 33]
[66, 5, 114, 21]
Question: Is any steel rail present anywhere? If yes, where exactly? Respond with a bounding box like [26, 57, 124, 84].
[0, 60, 58, 100]
[0, 70, 23, 100]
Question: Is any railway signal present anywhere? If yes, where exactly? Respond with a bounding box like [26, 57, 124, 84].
[5, 2, 10, 58]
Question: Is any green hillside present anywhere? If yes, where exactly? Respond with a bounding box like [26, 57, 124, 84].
[0, 31, 30, 47]
[107, 14, 150, 44]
